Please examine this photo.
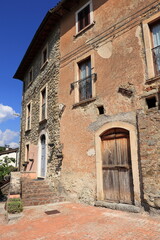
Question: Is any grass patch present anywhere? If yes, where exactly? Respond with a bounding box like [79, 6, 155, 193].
[7, 198, 23, 214]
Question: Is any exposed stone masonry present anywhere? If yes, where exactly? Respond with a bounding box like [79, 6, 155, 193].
[138, 109, 160, 212]
[20, 25, 63, 184]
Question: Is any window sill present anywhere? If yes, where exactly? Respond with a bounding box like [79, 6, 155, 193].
[146, 74, 160, 84]
[39, 119, 47, 125]
[40, 60, 48, 71]
[74, 21, 95, 39]
[25, 129, 31, 134]
[72, 97, 96, 108]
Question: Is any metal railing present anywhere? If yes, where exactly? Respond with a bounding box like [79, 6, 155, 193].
[70, 73, 97, 101]
[152, 45, 160, 75]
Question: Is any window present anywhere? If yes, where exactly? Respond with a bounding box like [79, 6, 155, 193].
[28, 68, 33, 84]
[26, 102, 31, 130]
[143, 12, 160, 79]
[78, 57, 92, 101]
[70, 55, 97, 105]
[150, 22, 160, 76]
[41, 45, 48, 67]
[146, 96, 157, 109]
[40, 87, 47, 121]
[97, 105, 104, 115]
[76, 1, 93, 33]
[26, 144, 29, 162]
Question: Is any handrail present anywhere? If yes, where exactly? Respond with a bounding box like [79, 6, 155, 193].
[70, 73, 97, 90]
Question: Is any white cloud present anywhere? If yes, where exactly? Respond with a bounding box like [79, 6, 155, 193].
[9, 142, 19, 149]
[0, 129, 19, 148]
[0, 104, 19, 123]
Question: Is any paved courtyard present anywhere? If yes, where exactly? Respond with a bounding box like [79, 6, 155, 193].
[0, 202, 160, 240]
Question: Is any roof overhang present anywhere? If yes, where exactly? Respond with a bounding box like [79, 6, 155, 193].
[13, 0, 71, 80]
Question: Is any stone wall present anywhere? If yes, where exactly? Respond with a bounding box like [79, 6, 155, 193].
[20, 25, 63, 183]
[138, 109, 160, 212]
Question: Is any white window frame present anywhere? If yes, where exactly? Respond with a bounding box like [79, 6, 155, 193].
[39, 85, 48, 122]
[74, 52, 96, 104]
[25, 143, 30, 163]
[28, 67, 33, 84]
[75, 1, 93, 34]
[41, 44, 48, 68]
[143, 12, 160, 79]
[26, 101, 32, 131]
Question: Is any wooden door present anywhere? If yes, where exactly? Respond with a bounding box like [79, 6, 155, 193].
[102, 128, 134, 204]
[41, 135, 46, 178]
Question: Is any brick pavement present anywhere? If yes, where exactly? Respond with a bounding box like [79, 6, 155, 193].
[0, 202, 160, 240]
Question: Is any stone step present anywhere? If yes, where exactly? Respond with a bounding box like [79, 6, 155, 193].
[22, 193, 55, 199]
[22, 182, 50, 187]
[21, 178, 60, 206]
[23, 196, 65, 206]
[22, 187, 53, 193]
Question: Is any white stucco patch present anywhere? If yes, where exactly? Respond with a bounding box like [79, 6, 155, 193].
[135, 26, 142, 46]
[87, 148, 95, 157]
[97, 42, 112, 59]
[127, 47, 133, 53]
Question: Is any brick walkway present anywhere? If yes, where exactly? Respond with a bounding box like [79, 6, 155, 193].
[0, 202, 160, 240]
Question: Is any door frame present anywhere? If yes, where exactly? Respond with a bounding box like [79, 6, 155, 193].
[95, 121, 141, 206]
[38, 130, 48, 178]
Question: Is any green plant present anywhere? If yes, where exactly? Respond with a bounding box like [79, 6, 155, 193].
[0, 146, 5, 152]
[7, 198, 23, 214]
[0, 157, 16, 182]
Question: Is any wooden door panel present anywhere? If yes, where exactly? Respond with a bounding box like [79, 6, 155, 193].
[116, 137, 129, 165]
[103, 169, 119, 202]
[102, 139, 117, 165]
[119, 169, 133, 204]
[102, 128, 134, 204]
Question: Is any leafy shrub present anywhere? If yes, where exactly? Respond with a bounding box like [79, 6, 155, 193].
[7, 198, 23, 214]
[0, 157, 17, 182]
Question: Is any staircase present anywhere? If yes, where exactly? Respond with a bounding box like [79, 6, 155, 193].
[21, 178, 65, 206]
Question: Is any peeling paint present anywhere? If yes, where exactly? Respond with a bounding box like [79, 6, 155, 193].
[97, 42, 112, 59]
[135, 26, 142, 46]
[87, 148, 95, 157]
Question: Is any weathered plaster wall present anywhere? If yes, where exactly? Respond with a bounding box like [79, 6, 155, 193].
[58, 0, 160, 210]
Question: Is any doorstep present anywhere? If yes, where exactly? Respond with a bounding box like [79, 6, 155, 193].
[95, 201, 141, 213]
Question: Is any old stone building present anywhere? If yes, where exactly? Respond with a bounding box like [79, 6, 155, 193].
[14, 0, 160, 213]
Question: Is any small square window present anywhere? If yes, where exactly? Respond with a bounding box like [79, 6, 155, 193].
[146, 96, 157, 109]
[76, 1, 93, 33]
[97, 105, 104, 115]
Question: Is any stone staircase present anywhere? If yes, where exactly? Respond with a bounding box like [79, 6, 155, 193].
[21, 178, 65, 206]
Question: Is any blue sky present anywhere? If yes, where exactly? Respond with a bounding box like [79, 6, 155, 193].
[0, 0, 59, 148]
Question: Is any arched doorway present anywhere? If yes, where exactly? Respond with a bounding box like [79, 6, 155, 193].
[101, 128, 134, 204]
[95, 121, 141, 206]
[39, 134, 46, 178]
